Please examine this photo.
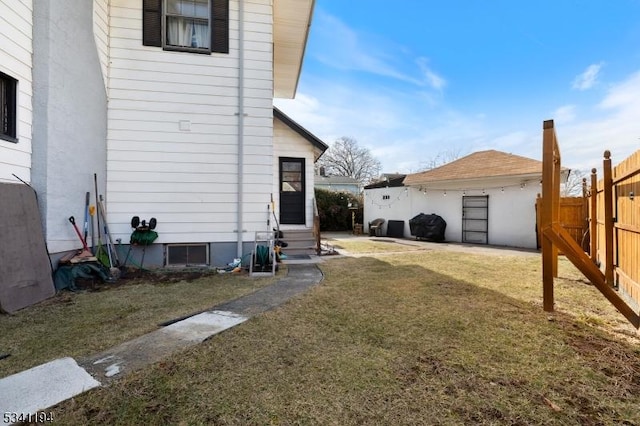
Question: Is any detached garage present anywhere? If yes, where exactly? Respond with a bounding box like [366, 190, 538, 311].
[363, 150, 568, 249]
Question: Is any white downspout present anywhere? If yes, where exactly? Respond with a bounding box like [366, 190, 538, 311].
[236, 0, 245, 258]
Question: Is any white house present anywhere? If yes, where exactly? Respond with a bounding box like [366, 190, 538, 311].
[314, 173, 361, 195]
[0, 0, 322, 268]
[363, 150, 564, 249]
[273, 107, 328, 229]
[0, 0, 33, 182]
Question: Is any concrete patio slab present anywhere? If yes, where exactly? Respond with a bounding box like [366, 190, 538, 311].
[0, 357, 100, 424]
[80, 310, 248, 382]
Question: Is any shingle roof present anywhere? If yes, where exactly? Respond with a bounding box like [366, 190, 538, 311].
[364, 174, 406, 189]
[315, 175, 360, 185]
[403, 150, 542, 186]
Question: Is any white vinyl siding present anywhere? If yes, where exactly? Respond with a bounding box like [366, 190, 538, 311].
[106, 0, 274, 244]
[273, 118, 316, 228]
[0, 0, 33, 182]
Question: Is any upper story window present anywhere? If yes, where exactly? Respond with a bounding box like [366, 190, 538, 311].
[166, 0, 210, 50]
[143, 0, 228, 54]
[0, 71, 17, 143]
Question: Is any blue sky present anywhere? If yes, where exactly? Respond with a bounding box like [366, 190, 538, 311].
[274, 0, 640, 174]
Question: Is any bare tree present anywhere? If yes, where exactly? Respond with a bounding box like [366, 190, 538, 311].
[416, 148, 463, 172]
[318, 137, 382, 185]
[561, 169, 588, 197]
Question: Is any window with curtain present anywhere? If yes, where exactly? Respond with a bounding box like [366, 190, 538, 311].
[165, 0, 210, 50]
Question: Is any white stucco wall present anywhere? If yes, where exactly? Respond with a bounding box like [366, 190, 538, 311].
[93, 0, 110, 89]
[31, 0, 108, 253]
[0, 0, 33, 183]
[273, 117, 317, 228]
[364, 186, 412, 235]
[364, 177, 541, 249]
[106, 0, 275, 246]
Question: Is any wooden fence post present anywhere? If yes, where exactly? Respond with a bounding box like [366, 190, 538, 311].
[552, 139, 561, 279]
[590, 168, 597, 263]
[541, 120, 557, 311]
[603, 151, 614, 286]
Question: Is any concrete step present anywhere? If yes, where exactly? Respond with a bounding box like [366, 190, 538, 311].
[280, 229, 317, 256]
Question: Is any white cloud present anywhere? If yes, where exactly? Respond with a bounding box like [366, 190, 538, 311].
[572, 63, 604, 91]
[311, 11, 446, 89]
[598, 70, 640, 110]
[554, 105, 577, 123]
[556, 70, 640, 170]
[280, 51, 640, 176]
[416, 57, 447, 91]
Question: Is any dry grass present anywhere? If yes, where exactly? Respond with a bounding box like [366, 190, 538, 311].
[331, 237, 428, 254]
[0, 269, 278, 378]
[46, 244, 640, 425]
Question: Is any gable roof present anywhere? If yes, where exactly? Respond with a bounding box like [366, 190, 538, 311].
[274, 107, 328, 160]
[364, 174, 406, 189]
[404, 150, 542, 186]
[315, 175, 360, 185]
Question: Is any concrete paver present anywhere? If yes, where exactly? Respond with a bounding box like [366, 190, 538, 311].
[0, 358, 100, 420]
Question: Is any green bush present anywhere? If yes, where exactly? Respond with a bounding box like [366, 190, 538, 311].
[315, 188, 363, 231]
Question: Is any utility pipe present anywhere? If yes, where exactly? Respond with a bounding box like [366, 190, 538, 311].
[236, 0, 245, 258]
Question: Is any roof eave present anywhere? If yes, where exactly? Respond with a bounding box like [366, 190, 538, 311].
[404, 172, 543, 187]
[273, 0, 315, 99]
[273, 107, 328, 161]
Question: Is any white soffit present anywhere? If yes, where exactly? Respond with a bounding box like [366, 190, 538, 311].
[273, 0, 315, 98]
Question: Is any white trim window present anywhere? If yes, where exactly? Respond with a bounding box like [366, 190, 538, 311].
[165, 0, 210, 50]
[143, 0, 228, 54]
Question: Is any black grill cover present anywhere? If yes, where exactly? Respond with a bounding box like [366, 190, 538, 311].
[409, 213, 446, 242]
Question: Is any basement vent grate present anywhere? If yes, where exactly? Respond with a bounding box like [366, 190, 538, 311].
[166, 244, 209, 266]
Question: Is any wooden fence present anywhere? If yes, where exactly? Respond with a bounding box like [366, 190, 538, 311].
[536, 196, 589, 251]
[592, 151, 640, 310]
[540, 120, 639, 328]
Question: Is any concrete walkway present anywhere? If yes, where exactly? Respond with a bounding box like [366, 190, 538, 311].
[0, 263, 324, 424]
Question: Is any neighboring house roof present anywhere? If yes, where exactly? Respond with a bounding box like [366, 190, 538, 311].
[364, 174, 407, 189]
[404, 150, 543, 186]
[273, 0, 315, 98]
[274, 107, 328, 161]
[315, 175, 360, 186]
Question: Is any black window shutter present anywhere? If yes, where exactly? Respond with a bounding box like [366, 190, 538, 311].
[211, 0, 229, 53]
[142, 0, 162, 47]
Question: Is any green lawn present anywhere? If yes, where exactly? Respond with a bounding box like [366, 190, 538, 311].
[42, 246, 640, 425]
[0, 269, 278, 378]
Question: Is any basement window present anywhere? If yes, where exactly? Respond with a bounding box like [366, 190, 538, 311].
[166, 244, 209, 266]
[0, 71, 17, 143]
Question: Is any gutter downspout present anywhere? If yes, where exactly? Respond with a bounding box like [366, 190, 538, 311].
[236, 0, 245, 258]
